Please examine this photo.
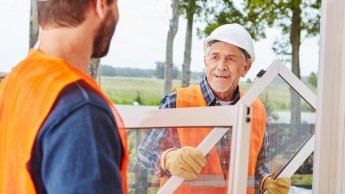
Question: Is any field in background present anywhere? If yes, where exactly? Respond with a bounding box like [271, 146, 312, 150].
[100, 76, 316, 111]
[100, 76, 200, 106]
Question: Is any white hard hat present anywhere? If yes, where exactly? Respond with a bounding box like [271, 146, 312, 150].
[203, 23, 255, 61]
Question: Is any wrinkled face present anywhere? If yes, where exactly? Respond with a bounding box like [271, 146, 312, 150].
[205, 41, 251, 99]
[92, 1, 119, 58]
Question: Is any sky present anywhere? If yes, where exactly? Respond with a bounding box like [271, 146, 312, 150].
[0, 0, 320, 80]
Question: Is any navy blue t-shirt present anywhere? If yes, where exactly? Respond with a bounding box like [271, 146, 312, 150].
[28, 80, 124, 194]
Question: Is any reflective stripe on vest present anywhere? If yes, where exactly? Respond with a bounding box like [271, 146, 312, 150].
[160, 85, 266, 194]
[0, 50, 128, 194]
[183, 175, 226, 187]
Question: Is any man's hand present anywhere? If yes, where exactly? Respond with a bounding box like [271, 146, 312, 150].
[261, 160, 291, 194]
[161, 146, 207, 180]
[262, 176, 291, 194]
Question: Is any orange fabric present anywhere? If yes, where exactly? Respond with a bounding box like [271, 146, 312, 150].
[0, 50, 128, 194]
[160, 86, 266, 194]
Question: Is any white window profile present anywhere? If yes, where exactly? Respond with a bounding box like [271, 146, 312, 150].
[120, 59, 318, 194]
[313, 0, 345, 193]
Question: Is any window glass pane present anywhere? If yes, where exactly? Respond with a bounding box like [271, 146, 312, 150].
[248, 75, 315, 193]
[127, 127, 233, 193]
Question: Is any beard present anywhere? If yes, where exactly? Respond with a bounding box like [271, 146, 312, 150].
[91, 9, 117, 58]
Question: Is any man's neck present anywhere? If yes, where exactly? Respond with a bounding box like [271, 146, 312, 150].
[38, 27, 93, 73]
[214, 90, 236, 102]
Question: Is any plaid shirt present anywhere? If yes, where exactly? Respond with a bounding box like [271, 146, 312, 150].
[137, 77, 270, 193]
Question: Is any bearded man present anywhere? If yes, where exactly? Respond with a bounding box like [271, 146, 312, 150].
[0, 0, 128, 193]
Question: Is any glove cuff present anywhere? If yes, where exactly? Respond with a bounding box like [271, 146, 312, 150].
[260, 174, 272, 191]
[160, 148, 179, 173]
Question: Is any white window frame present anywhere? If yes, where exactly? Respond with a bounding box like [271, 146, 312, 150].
[313, 0, 345, 193]
[120, 59, 318, 194]
[121, 104, 252, 194]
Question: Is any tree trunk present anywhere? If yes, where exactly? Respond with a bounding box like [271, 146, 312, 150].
[164, 0, 180, 95]
[289, 1, 302, 144]
[29, 0, 39, 48]
[181, 0, 195, 88]
[89, 58, 101, 81]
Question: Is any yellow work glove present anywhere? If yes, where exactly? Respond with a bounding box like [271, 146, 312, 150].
[261, 160, 291, 194]
[262, 176, 291, 194]
[160, 146, 207, 180]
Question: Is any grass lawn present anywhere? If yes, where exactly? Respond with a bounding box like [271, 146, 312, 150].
[100, 76, 316, 111]
[291, 174, 313, 186]
[100, 76, 200, 106]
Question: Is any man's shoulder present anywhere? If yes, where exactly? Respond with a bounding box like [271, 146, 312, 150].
[249, 96, 266, 115]
[45, 80, 111, 125]
[161, 84, 205, 109]
[37, 79, 115, 140]
[252, 97, 265, 108]
[240, 90, 265, 108]
[173, 85, 200, 93]
[58, 80, 109, 111]
[160, 92, 177, 109]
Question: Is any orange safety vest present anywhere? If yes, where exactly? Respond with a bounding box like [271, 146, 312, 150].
[0, 50, 128, 194]
[160, 85, 266, 194]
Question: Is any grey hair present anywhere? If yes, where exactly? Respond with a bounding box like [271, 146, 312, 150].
[205, 40, 251, 61]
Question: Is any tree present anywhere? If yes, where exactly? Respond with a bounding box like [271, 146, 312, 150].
[155, 62, 165, 79]
[164, 0, 180, 95]
[308, 72, 317, 88]
[88, 58, 100, 80]
[30, 0, 38, 48]
[180, 0, 196, 87]
[180, 0, 208, 88]
[244, 0, 321, 133]
[203, 0, 321, 142]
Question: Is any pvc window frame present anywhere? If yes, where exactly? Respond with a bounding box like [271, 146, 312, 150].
[120, 59, 317, 194]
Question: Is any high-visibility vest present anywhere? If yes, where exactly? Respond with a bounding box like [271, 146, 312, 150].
[0, 50, 128, 194]
[160, 85, 266, 194]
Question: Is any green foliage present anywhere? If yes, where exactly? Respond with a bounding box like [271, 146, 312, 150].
[308, 72, 318, 88]
[201, 0, 321, 58]
[101, 76, 313, 110]
[291, 174, 313, 185]
[244, 0, 321, 59]
[100, 63, 203, 83]
[191, 70, 205, 80]
[100, 65, 155, 77]
[241, 80, 315, 112]
[179, 0, 208, 20]
[100, 63, 189, 80]
[246, 78, 252, 83]
[134, 91, 143, 105]
[154, 62, 165, 79]
[155, 61, 180, 79]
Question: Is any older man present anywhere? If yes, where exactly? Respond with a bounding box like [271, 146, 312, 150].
[138, 24, 290, 194]
[0, 0, 127, 193]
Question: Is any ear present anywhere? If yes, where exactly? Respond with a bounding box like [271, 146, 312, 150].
[94, 0, 107, 19]
[240, 59, 252, 77]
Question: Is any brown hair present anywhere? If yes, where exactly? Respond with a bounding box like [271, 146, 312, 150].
[37, 0, 114, 28]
